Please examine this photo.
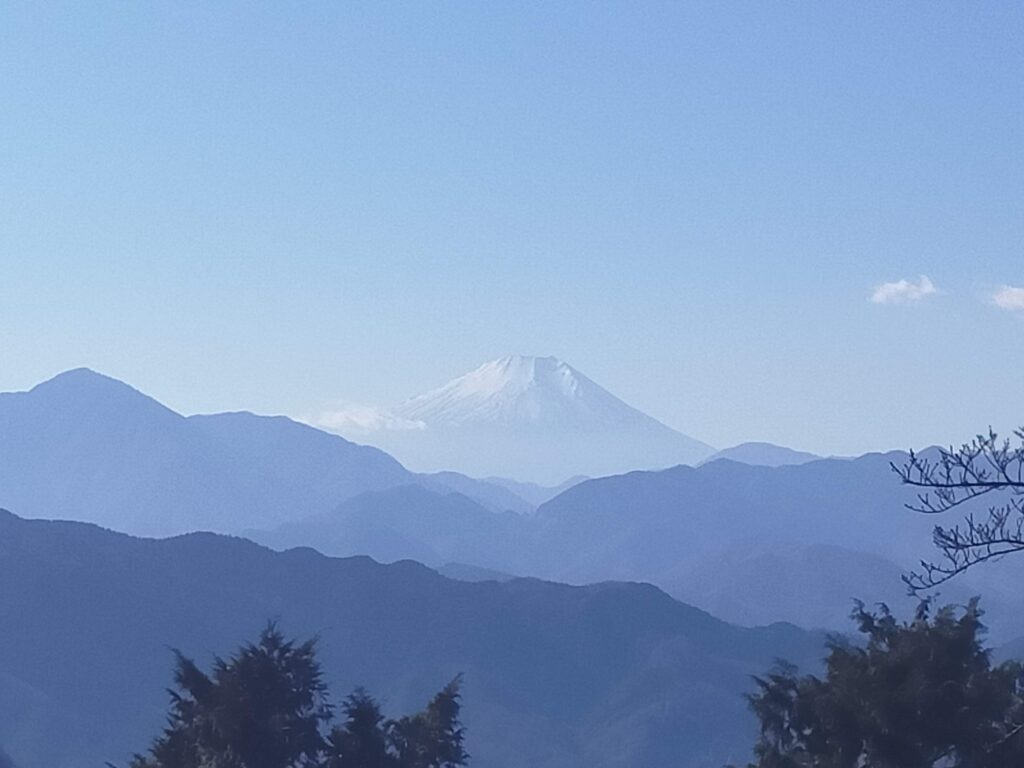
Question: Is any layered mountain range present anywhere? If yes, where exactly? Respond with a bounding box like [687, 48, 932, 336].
[0, 369, 536, 535]
[2, 367, 1022, 767]
[0, 510, 824, 768]
[252, 456, 1021, 639]
[2, 368, 1014, 636]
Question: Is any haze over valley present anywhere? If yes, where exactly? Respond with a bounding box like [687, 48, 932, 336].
[3, 363, 1023, 767]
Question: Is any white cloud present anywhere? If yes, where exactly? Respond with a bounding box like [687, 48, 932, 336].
[870, 275, 938, 305]
[300, 403, 426, 436]
[992, 285, 1024, 312]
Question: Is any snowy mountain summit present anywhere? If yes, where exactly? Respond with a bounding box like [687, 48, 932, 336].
[327, 355, 715, 484]
[395, 355, 663, 430]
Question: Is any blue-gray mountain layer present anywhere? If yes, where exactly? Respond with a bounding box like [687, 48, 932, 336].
[0, 510, 823, 768]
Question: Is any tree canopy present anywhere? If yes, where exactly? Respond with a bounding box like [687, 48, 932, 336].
[132, 624, 467, 768]
[739, 600, 1024, 768]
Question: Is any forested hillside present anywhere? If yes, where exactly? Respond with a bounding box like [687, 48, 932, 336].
[0, 509, 823, 768]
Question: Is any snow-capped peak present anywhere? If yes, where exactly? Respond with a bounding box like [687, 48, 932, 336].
[312, 355, 716, 482]
[444, 356, 581, 399]
[394, 355, 659, 430]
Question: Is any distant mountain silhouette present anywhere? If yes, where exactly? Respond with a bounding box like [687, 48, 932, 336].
[416, 471, 535, 515]
[318, 356, 715, 483]
[0, 509, 823, 768]
[261, 452, 936, 581]
[528, 452, 1023, 638]
[255, 451, 1023, 638]
[436, 561, 515, 582]
[248, 485, 526, 567]
[0, 370, 532, 535]
[700, 442, 821, 467]
[664, 542, 982, 630]
[529, 453, 935, 575]
[481, 474, 588, 506]
[7, 369, 1017, 640]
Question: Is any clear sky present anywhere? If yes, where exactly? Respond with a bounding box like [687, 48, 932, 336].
[1, 2, 1022, 456]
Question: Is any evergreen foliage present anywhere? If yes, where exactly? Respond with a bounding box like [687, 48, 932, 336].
[325, 680, 467, 768]
[739, 600, 1024, 767]
[387, 678, 467, 768]
[325, 689, 393, 768]
[132, 625, 468, 768]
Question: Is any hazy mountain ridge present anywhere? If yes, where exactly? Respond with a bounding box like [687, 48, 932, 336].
[5, 369, 1015, 641]
[0, 370, 534, 535]
[700, 442, 822, 467]
[0, 369, 308, 535]
[0, 509, 825, 768]
[415, 471, 535, 515]
[254, 451, 1024, 638]
[247, 484, 528, 568]
[481, 475, 589, 507]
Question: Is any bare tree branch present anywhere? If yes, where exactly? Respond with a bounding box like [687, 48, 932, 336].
[893, 428, 1024, 591]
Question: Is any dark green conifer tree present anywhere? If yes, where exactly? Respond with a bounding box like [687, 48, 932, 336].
[740, 600, 1024, 768]
[325, 689, 396, 768]
[132, 624, 331, 768]
[133, 626, 468, 768]
[389, 678, 468, 768]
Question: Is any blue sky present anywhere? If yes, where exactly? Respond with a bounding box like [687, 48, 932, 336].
[1, 2, 1022, 455]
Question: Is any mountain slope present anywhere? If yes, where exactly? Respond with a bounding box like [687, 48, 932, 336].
[525, 453, 1024, 638]
[187, 411, 410, 508]
[0, 509, 824, 768]
[0, 370, 528, 535]
[529, 453, 936, 576]
[700, 442, 821, 467]
[342, 356, 714, 483]
[416, 471, 535, 514]
[252, 451, 1024, 638]
[481, 475, 589, 507]
[394, 355, 680, 431]
[247, 485, 526, 567]
[0, 369, 299, 535]
[663, 542, 981, 630]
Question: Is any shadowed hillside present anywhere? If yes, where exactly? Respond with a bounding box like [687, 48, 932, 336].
[256, 452, 1021, 637]
[0, 509, 823, 768]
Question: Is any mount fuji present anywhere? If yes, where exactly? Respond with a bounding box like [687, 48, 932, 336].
[318, 356, 715, 483]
